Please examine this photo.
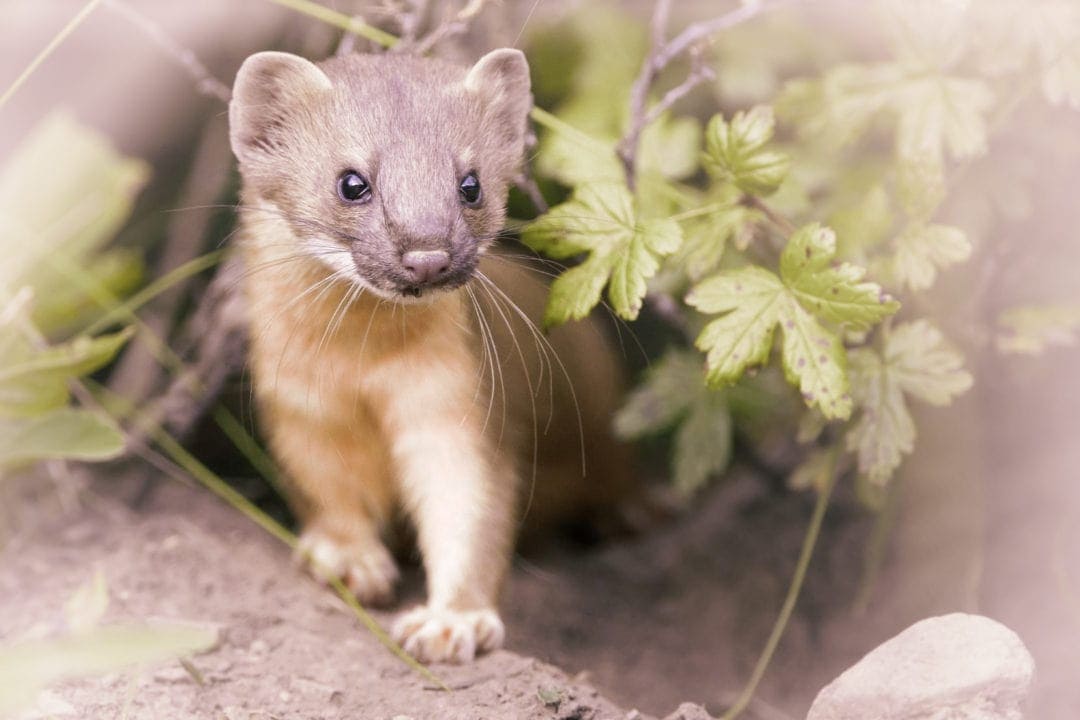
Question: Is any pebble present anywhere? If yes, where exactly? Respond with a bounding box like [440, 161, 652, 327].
[807, 613, 1035, 720]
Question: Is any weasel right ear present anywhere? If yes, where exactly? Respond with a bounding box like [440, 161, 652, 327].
[229, 51, 332, 163]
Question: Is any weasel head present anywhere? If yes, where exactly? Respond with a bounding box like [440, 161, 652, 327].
[229, 49, 532, 301]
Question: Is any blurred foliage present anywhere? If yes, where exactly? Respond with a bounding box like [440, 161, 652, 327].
[0, 113, 145, 475]
[0, 571, 218, 716]
[524, 0, 1080, 497]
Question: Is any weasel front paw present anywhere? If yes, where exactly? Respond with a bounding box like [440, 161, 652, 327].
[391, 606, 505, 663]
[296, 529, 399, 606]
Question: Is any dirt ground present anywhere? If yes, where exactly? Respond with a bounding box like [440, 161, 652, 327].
[4, 338, 1080, 720]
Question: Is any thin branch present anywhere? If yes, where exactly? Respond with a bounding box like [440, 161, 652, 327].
[104, 0, 232, 103]
[644, 46, 713, 127]
[414, 0, 492, 54]
[619, 0, 800, 188]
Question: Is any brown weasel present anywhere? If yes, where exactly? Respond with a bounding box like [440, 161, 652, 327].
[229, 48, 633, 663]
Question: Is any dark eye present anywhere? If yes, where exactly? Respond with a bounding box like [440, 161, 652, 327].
[338, 171, 371, 203]
[459, 172, 482, 206]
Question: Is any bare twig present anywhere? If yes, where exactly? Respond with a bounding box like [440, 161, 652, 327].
[336, 12, 380, 56]
[618, 0, 799, 188]
[104, 0, 232, 103]
[394, 0, 432, 48]
[414, 0, 492, 54]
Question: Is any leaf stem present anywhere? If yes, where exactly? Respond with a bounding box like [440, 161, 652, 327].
[669, 201, 731, 224]
[720, 448, 837, 720]
[744, 195, 797, 237]
[0, 0, 104, 110]
[82, 250, 224, 337]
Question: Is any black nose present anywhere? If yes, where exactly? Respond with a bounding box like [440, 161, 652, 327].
[401, 250, 451, 284]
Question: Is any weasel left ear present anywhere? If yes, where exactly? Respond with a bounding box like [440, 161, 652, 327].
[465, 49, 533, 153]
[229, 51, 332, 165]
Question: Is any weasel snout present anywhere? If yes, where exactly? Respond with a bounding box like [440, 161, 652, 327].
[402, 250, 451, 285]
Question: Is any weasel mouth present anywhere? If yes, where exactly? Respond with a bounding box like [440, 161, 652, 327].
[403, 286, 423, 298]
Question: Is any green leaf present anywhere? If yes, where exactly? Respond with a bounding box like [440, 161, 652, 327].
[688, 224, 899, 419]
[829, 184, 894, 257]
[777, 63, 906, 150]
[614, 350, 703, 438]
[688, 266, 784, 385]
[0, 409, 126, 470]
[778, 64, 993, 179]
[882, 223, 971, 292]
[672, 202, 756, 282]
[0, 112, 149, 295]
[614, 350, 732, 495]
[781, 224, 901, 331]
[895, 76, 994, 163]
[885, 320, 974, 405]
[703, 106, 791, 196]
[845, 320, 972, 486]
[672, 397, 732, 495]
[31, 249, 144, 336]
[523, 184, 683, 325]
[0, 328, 133, 416]
[0, 623, 218, 716]
[996, 304, 1080, 355]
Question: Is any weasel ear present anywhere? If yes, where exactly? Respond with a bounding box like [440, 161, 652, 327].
[465, 49, 532, 151]
[229, 51, 332, 163]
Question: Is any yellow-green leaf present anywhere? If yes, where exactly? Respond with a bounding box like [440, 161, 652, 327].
[884, 223, 971, 292]
[0, 409, 126, 470]
[0, 623, 217, 716]
[523, 184, 683, 325]
[846, 320, 972, 486]
[688, 223, 899, 419]
[781, 224, 901, 331]
[703, 106, 791, 197]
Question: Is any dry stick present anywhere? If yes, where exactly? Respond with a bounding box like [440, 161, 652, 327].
[618, 0, 800, 188]
[414, 0, 491, 54]
[720, 448, 838, 720]
[0, 0, 103, 110]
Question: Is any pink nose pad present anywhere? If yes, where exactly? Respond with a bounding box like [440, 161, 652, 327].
[401, 250, 451, 284]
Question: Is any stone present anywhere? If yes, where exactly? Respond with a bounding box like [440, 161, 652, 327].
[663, 702, 714, 720]
[807, 613, 1035, 720]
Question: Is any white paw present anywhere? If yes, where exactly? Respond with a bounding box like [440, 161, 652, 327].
[296, 529, 399, 606]
[391, 605, 505, 663]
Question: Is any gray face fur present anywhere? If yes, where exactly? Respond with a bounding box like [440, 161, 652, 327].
[229, 49, 532, 299]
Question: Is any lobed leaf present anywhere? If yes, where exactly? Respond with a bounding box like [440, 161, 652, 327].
[523, 184, 683, 325]
[672, 398, 732, 495]
[614, 350, 706, 438]
[703, 106, 791, 197]
[885, 223, 971, 292]
[845, 320, 972, 486]
[689, 224, 898, 419]
[781, 224, 901, 331]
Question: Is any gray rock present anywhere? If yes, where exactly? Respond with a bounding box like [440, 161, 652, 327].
[663, 703, 713, 720]
[808, 613, 1035, 720]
